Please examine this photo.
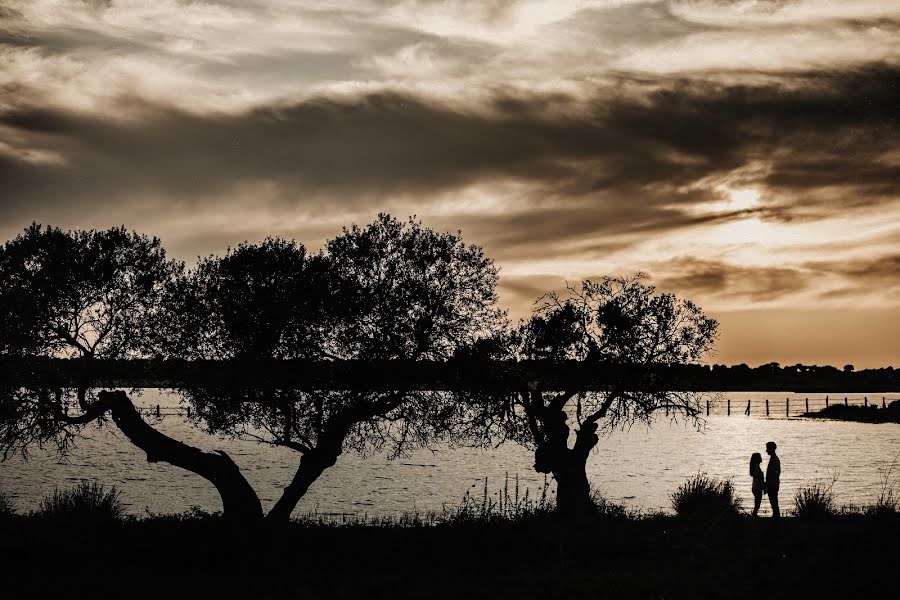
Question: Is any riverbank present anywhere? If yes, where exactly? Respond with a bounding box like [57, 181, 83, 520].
[1, 513, 897, 599]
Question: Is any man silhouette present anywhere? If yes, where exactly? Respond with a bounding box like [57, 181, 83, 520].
[765, 441, 781, 518]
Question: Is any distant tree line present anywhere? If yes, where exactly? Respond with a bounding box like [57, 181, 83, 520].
[679, 362, 899, 392]
[1, 216, 720, 522]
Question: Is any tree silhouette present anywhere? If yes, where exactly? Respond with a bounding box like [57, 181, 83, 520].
[457, 275, 718, 517]
[1, 217, 502, 521]
[174, 214, 504, 521]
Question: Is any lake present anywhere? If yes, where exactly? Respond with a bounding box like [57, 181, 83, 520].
[1, 390, 898, 518]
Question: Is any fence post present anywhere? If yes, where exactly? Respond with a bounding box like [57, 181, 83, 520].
[765, 399, 769, 416]
[806, 398, 809, 413]
[826, 396, 829, 408]
[786, 398, 789, 417]
[844, 397, 848, 406]
[727, 399, 731, 416]
[156, 404, 161, 418]
[864, 397, 868, 407]
[706, 400, 710, 416]
[745, 400, 751, 415]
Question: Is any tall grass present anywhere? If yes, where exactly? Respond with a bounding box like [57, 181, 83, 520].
[670, 473, 741, 518]
[451, 473, 555, 523]
[37, 480, 125, 523]
[793, 477, 837, 520]
[866, 453, 899, 517]
[0, 491, 15, 520]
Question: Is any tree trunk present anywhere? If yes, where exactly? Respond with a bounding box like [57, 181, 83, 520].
[265, 428, 345, 523]
[533, 411, 599, 519]
[96, 390, 263, 522]
[553, 459, 593, 518]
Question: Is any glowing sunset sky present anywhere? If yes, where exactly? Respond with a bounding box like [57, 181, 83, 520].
[1, 1, 898, 367]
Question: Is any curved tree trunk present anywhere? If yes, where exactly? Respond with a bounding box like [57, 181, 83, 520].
[265, 428, 345, 523]
[82, 391, 263, 522]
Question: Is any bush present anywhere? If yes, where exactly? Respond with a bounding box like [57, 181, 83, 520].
[670, 473, 741, 518]
[865, 494, 899, 518]
[0, 491, 15, 520]
[37, 480, 125, 523]
[590, 489, 628, 519]
[866, 454, 899, 518]
[794, 480, 836, 520]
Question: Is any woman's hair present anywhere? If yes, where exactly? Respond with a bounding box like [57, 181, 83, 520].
[749, 452, 762, 475]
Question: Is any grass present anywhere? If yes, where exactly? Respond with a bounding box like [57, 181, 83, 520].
[2, 507, 897, 600]
[793, 477, 837, 520]
[0, 491, 14, 520]
[670, 473, 741, 519]
[865, 452, 900, 517]
[36, 480, 125, 523]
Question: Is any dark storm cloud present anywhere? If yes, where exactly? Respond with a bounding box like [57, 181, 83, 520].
[652, 257, 809, 302]
[2, 64, 897, 236]
[808, 254, 900, 287]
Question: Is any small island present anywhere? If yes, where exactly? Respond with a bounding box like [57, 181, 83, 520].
[803, 400, 900, 424]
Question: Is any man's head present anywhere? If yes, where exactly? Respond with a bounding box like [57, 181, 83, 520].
[766, 441, 777, 455]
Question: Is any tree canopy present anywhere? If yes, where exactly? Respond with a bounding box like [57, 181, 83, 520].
[456, 275, 718, 516]
[1, 220, 722, 522]
[0, 215, 504, 521]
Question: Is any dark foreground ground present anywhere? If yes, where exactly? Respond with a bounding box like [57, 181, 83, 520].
[1, 515, 896, 599]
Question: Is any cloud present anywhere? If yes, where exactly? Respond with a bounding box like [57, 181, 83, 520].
[651, 257, 808, 302]
[1, 64, 897, 238]
[1, 1, 898, 367]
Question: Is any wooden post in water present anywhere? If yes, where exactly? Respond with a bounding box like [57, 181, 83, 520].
[765, 399, 769, 416]
[806, 398, 809, 413]
[844, 397, 848, 406]
[826, 396, 829, 408]
[786, 398, 789, 417]
[864, 397, 868, 407]
[745, 400, 751, 416]
[727, 398, 731, 416]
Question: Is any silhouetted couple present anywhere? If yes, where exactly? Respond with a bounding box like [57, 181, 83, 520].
[749, 441, 780, 517]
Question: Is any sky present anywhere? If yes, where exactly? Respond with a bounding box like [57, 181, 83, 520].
[1, 0, 898, 368]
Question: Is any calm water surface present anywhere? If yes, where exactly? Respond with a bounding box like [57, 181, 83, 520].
[1, 390, 898, 517]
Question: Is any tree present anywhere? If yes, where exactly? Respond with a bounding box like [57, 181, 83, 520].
[175, 215, 504, 522]
[458, 275, 718, 518]
[1, 217, 503, 522]
[0, 224, 262, 520]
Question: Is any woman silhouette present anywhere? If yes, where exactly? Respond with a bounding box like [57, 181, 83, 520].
[750, 452, 765, 516]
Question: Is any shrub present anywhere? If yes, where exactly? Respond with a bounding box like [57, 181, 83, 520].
[866, 456, 899, 517]
[670, 473, 741, 518]
[794, 480, 836, 520]
[590, 489, 628, 519]
[0, 491, 15, 520]
[37, 480, 125, 523]
[865, 494, 899, 518]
